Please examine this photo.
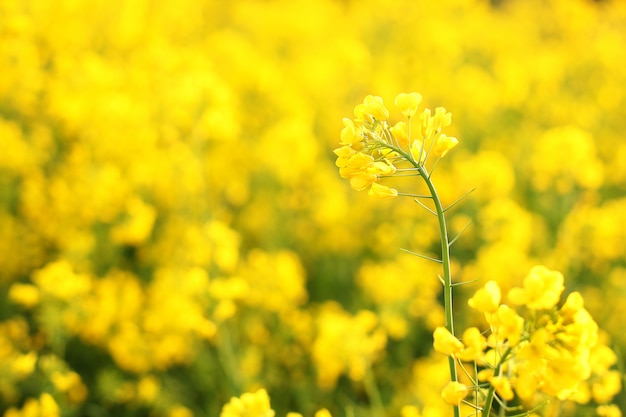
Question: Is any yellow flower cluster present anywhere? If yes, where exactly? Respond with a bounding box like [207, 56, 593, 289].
[433, 266, 621, 413]
[220, 389, 331, 417]
[312, 304, 387, 388]
[334, 93, 458, 198]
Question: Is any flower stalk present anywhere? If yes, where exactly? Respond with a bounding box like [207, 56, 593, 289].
[334, 93, 462, 416]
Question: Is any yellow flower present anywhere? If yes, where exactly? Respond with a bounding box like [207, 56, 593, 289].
[433, 107, 452, 131]
[339, 118, 359, 145]
[220, 389, 275, 417]
[597, 404, 622, 417]
[349, 172, 378, 191]
[400, 405, 422, 417]
[508, 266, 564, 310]
[333, 145, 356, 167]
[486, 305, 524, 346]
[433, 134, 459, 158]
[368, 182, 398, 199]
[468, 280, 501, 314]
[8, 283, 40, 308]
[458, 327, 487, 362]
[390, 121, 409, 147]
[410, 139, 426, 165]
[433, 327, 464, 356]
[314, 409, 333, 417]
[489, 376, 514, 401]
[11, 351, 37, 378]
[354, 95, 389, 121]
[40, 393, 60, 417]
[394, 92, 422, 118]
[441, 381, 469, 405]
[168, 405, 194, 417]
[592, 370, 622, 403]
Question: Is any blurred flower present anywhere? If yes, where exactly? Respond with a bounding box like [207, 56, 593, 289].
[433, 327, 464, 357]
[8, 283, 40, 308]
[468, 280, 501, 314]
[508, 266, 564, 310]
[220, 389, 275, 417]
[440, 381, 468, 405]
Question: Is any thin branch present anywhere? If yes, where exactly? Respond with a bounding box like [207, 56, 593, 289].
[427, 157, 441, 180]
[414, 198, 437, 216]
[451, 278, 480, 287]
[397, 193, 432, 199]
[448, 220, 472, 248]
[400, 248, 442, 263]
[443, 188, 476, 213]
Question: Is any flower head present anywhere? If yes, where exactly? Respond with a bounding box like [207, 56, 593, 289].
[508, 266, 564, 310]
[433, 134, 459, 158]
[433, 326, 464, 356]
[394, 92, 422, 118]
[220, 389, 275, 417]
[354, 95, 389, 122]
[441, 381, 469, 405]
[468, 280, 501, 314]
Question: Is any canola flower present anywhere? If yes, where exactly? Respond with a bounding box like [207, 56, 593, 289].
[220, 389, 332, 417]
[334, 94, 622, 416]
[335, 93, 465, 416]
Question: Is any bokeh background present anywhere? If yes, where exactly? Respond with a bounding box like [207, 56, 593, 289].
[1, 0, 625, 416]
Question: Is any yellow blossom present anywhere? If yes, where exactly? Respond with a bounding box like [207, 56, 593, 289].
[8, 283, 40, 308]
[220, 389, 275, 417]
[433, 134, 459, 158]
[354, 95, 389, 121]
[169, 405, 194, 417]
[597, 404, 622, 417]
[340, 118, 359, 145]
[508, 265, 564, 310]
[368, 182, 398, 199]
[390, 121, 409, 147]
[333, 145, 356, 167]
[458, 327, 487, 362]
[394, 92, 422, 118]
[441, 381, 468, 405]
[400, 405, 421, 417]
[592, 370, 622, 403]
[410, 139, 426, 165]
[40, 393, 60, 417]
[433, 327, 464, 356]
[349, 172, 378, 191]
[468, 280, 501, 314]
[489, 375, 514, 401]
[314, 409, 333, 417]
[432, 107, 452, 131]
[486, 305, 524, 346]
[10, 351, 38, 378]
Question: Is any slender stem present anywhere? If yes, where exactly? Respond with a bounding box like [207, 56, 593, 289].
[418, 164, 460, 417]
[378, 140, 460, 417]
[482, 346, 514, 417]
[363, 365, 385, 417]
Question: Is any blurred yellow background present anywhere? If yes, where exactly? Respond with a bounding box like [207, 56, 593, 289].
[1, 0, 625, 416]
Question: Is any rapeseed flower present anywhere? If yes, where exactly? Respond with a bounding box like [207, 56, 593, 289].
[508, 266, 564, 310]
[220, 389, 275, 417]
[433, 327, 464, 357]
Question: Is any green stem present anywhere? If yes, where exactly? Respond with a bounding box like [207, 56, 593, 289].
[482, 346, 513, 417]
[380, 141, 460, 417]
[363, 365, 385, 417]
[418, 164, 460, 417]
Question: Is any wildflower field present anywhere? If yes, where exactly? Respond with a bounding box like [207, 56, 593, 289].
[1, 0, 626, 416]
